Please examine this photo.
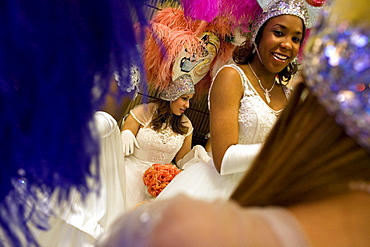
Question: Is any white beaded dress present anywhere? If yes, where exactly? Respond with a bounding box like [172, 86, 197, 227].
[124, 103, 193, 209]
[157, 64, 290, 202]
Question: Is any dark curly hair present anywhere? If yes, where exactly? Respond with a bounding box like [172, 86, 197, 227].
[232, 19, 305, 84]
[149, 98, 189, 135]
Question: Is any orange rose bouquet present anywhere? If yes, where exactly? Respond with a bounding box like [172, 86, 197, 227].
[143, 163, 182, 197]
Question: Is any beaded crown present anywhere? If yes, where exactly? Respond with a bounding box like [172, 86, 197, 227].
[304, 1, 370, 152]
[251, 0, 322, 43]
[159, 74, 195, 101]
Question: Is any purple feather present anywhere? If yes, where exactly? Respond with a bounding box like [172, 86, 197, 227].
[0, 0, 148, 245]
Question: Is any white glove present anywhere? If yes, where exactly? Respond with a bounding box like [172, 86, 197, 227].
[220, 143, 262, 175]
[121, 129, 140, 156]
[177, 145, 211, 169]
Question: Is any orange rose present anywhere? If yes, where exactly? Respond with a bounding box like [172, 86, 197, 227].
[143, 164, 182, 197]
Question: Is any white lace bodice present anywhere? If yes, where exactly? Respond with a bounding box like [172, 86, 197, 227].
[133, 126, 186, 164]
[211, 64, 289, 145]
[129, 103, 193, 166]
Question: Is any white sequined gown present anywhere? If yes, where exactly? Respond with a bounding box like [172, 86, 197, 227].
[157, 64, 290, 202]
[124, 103, 193, 209]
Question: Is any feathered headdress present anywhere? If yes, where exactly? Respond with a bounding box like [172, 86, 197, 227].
[179, 0, 323, 30]
[177, 0, 324, 59]
[143, 7, 235, 99]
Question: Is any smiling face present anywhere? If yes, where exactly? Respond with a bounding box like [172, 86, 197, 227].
[255, 15, 304, 74]
[170, 94, 193, 116]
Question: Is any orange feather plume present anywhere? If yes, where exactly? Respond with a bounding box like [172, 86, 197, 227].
[143, 7, 235, 97]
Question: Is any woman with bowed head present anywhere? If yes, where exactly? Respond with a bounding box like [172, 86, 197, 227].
[122, 78, 194, 210]
[97, 0, 370, 245]
[122, 7, 235, 210]
[156, 0, 321, 202]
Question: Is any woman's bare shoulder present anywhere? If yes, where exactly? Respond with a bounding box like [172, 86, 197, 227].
[216, 65, 242, 79]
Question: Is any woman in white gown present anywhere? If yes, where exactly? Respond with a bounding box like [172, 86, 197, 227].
[122, 83, 194, 209]
[97, 0, 370, 245]
[157, 63, 291, 201]
[156, 0, 318, 202]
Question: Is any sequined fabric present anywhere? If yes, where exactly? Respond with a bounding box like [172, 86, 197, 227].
[159, 74, 195, 101]
[304, 6, 370, 151]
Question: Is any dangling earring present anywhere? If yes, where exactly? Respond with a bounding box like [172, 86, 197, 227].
[253, 41, 264, 66]
[291, 57, 298, 66]
[252, 41, 257, 54]
[285, 57, 299, 73]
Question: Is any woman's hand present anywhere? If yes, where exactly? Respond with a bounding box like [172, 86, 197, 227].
[121, 129, 140, 156]
[121, 113, 141, 156]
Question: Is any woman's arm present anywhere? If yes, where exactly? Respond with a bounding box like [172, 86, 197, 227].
[121, 113, 141, 136]
[210, 66, 243, 172]
[175, 131, 193, 164]
[120, 109, 142, 156]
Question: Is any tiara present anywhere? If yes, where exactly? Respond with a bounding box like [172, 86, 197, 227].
[251, 0, 322, 43]
[304, 5, 370, 152]
[159, 74, 195, 101]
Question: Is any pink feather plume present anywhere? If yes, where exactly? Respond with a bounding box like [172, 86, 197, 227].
[143, 7, 235, 97]
[179, 0, 262, 28]
[180, 0, 220, 22]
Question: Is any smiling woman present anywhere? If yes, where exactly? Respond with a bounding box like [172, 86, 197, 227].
[155, 0, 322, 203]
[97, 0, 370, 244]
[253, 15, 304, 75]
